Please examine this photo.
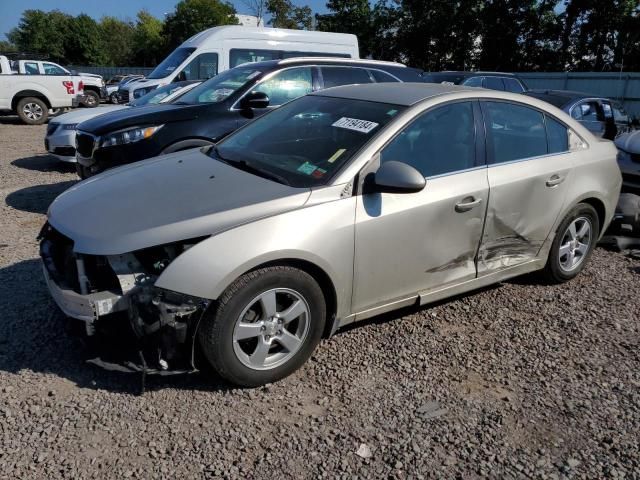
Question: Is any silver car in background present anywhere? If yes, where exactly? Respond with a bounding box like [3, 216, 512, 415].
[40, 83, 621, 387]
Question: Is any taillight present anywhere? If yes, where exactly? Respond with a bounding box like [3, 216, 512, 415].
[62, 81, 75, 94]
[78, 80, 84, 93]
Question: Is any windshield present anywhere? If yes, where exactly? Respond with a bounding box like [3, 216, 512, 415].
[176, 67, 266, 105]
[129, 83, 193, 107]
[147, 47, 196, 79]
[214, 95, 404, 188]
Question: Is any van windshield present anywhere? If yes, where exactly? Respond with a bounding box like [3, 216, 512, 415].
[176, 67, 266, 105]
[148, 47, 196, 79]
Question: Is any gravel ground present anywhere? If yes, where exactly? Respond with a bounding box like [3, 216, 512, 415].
[1, 115, 639, 479]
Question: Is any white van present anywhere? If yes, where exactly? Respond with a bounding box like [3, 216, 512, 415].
[120, 26, 359, 102]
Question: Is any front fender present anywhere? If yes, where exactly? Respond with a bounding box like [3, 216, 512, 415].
[155, 195, 357, 320]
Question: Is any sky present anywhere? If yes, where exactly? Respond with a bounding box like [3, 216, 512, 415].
[0, 0, 330, 41]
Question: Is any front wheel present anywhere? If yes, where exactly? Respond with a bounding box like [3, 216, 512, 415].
[543, 203, 599, 283]
[109, 92, 119, 104]
[83, 90, 100, 108]
[17, 97, 48, 125]
[198, 266, 326, 387]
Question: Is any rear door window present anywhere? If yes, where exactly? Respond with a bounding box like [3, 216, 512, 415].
[321, 67, 373, 88]
[43, 63, 67, 75]
[483, 101, 547, 163]
[24, 62, 39, 75]
[546, 116, 569, 153]
[483, 77, 505, 91]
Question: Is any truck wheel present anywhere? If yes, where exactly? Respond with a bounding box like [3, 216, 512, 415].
[17, 97, 48, 125]
[198, 266, 326, 387]
[83, 90, 100, 108]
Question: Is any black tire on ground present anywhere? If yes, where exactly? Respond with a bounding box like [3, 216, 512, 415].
[109, 92, 119, 104]
[83, 90, 100, 108]
[198, 266, 326, 387]
[543, 203, 600, 283]
[16, 97, 48, 125]
[75, 163, 89, 179]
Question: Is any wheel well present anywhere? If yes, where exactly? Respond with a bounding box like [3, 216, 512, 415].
[84, 86, 100, 94]
[250, 259, 338, 338]
[12, 91, 51, 110]
[580, 197, 606, 234]
[162, 138, 214, 154]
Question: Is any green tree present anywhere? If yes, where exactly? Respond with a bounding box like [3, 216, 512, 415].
[267, 0, 312, 29]
[162, 0, 238, 52]
[316, 0, 374, 57]
[132, 10, 165, 66]
[0, 40, 17, 53]
[6, 9, 71, 62]
[64, 14, 107, 65]
[99, 17, 136, 67]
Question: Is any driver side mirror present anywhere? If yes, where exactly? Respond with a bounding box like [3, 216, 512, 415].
[370, 161, 426, 194]
[240, 91, 270, 110]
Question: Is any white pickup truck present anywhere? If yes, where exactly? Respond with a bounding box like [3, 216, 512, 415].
[0, 55, 82, 124]
[13, 59, 105, 107]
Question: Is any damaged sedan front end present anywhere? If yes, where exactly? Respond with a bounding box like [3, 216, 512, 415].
[39, 223, 210, 373]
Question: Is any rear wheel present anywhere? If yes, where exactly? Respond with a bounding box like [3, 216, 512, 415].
[543, 203, 599, 283]
[17, 97, 48, 125]
[198, 266, 326, 387]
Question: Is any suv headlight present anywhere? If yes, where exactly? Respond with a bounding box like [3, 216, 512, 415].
[616, 149, 631, 163]
[100, 125, 163, 147]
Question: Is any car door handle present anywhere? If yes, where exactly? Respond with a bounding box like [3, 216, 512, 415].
[455, 197, 482, 212]
[546, 175, 565, 187]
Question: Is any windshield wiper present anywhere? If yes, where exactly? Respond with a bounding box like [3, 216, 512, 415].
[213, 148, 290, 185]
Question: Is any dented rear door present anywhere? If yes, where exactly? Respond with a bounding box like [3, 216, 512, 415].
[478, 100, 573, 274]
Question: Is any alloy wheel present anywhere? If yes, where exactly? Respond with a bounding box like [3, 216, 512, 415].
[558, 216, 592, 272]
[23, 103, 43, 121]
[232, 288, 310, 370]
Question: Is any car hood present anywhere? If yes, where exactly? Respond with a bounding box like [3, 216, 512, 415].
[52, 105, 129, 125]
[615, 130, 640, 154]
[77, 103, 206, 135]
[47, 148, 311, 255]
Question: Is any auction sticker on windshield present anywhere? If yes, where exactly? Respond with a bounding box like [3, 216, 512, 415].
[332, 117, 379, 134]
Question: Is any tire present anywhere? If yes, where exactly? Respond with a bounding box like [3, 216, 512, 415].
[17, 97, 48, 125]
[75, 163, 89, 179]
[198, 266, 326, 387]
[83, 90, 100, 108]
[109, 92, 119, 104]
[543, 203, 599, 283]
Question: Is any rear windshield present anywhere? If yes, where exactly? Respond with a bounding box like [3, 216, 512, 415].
[175, 67, 267, 104]
[147, 47, 196, 79]
[214, 95, 404, 188]
[422, 73, 466, 85]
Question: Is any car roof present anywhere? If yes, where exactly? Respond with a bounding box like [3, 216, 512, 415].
[236, 57, 406, 70]
[523, 89, 602, 108]
[428, 71, 520, 78]
[312, 82, 477, 106]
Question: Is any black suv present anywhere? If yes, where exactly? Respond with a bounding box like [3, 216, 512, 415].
[421, 71, 528, 93]
[75, 58, 422, 178]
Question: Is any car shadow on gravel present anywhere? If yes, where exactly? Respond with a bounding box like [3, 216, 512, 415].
[12, 154, 76, 174]
[0, 258, 237, 396]
[6, 180, 77, 214]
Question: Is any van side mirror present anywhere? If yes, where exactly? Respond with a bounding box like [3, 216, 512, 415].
[371, 161, 426, 193]
[240, 91, 270, 110]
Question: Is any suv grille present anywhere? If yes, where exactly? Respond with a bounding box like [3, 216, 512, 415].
[76, 132, 96, 158]
[47, 123, 59, 136]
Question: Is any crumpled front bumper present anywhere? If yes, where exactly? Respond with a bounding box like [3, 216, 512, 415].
[39, 227, 210, 374]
